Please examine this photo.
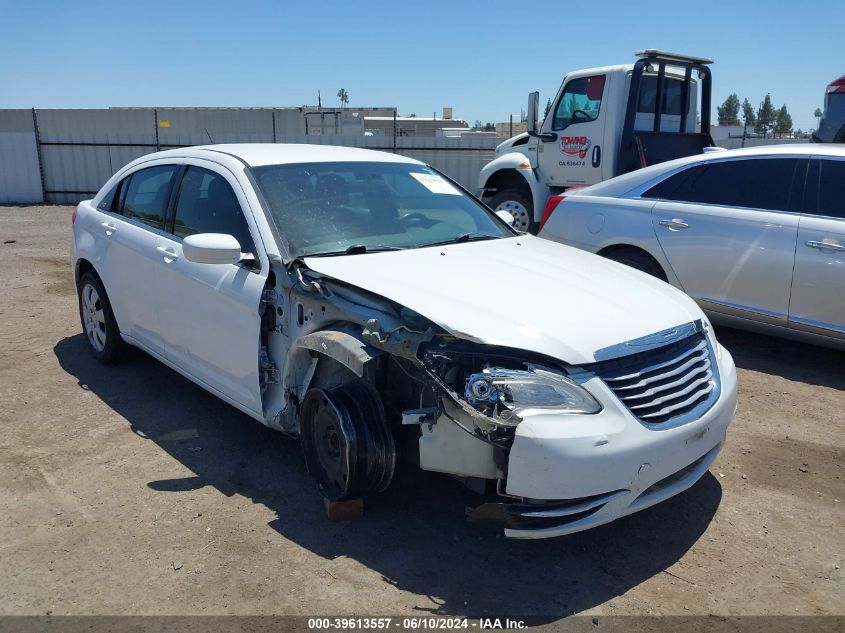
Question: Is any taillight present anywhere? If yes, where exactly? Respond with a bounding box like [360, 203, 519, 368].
[827, 76, 845, 94]
[71, 208, 78, 224]
[539, 194, 566, 231]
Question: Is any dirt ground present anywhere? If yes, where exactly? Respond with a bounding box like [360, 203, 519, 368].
[0, 205, 842, 620]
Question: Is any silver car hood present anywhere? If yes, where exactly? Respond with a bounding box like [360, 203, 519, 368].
[303, 235, 703, 365]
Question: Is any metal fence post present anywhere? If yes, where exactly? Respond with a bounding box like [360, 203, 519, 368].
[154, 108, 160, 151]
[31, 108, 47, 203]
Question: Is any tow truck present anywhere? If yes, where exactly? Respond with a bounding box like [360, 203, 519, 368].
[478, 49, 716, 232]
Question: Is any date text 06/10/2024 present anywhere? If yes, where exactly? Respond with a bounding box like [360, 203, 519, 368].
[306, 617, 528, 630]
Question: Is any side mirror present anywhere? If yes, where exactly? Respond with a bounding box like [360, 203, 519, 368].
[527, 91, 540, 136]
[495, 209, 515, 226]
[182, 233, 242, 265]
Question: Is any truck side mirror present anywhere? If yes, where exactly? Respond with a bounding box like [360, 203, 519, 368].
[527, 91, 556, 141]
[527, 91, 539, 136]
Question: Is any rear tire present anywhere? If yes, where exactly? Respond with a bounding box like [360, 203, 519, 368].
[77, 271, 127, 364]
[603, 248, 667, 281]
[489, 188, 535, 233]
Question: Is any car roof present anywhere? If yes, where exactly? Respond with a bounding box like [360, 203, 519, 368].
[148, 143, 425, 168]
[576, 143, 845, 198]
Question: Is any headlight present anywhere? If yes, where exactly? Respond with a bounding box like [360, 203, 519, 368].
[702, 318, 722, 360]
[464, 366, 602, 422]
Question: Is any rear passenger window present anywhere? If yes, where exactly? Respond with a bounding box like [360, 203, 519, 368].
[172, 167, 257, 256]
[122, 165, 177, 229]
[817, 160, 845, 219]
[650, 158, 801, 211]
[642, 165, 706, 200]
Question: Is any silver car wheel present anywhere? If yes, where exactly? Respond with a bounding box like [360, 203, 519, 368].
[81, 282, 107, 352]
[496, 199, 530, 232]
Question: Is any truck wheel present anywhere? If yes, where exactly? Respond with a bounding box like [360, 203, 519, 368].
[603, 248, 667, 281]
[77, 271, 128, 364]
[489, 189, 535, 233]
[300, 380, 396, 501]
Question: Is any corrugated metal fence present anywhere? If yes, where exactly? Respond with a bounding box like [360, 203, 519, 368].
[0, 108, 498, 204]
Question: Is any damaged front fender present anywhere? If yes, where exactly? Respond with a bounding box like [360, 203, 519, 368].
[298, 326, 383, 377]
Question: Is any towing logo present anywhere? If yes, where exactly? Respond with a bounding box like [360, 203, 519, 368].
[560, 136, 591, 159]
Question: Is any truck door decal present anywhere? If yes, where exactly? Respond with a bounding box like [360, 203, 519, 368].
[560, 136, 592, 159]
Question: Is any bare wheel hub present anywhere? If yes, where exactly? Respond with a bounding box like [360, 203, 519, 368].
[300, 380, 396, 500]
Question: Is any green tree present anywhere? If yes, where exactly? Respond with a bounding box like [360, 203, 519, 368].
[775, 105, 793, 137]
[544, 98, 552, 118]
[755, 94, 777, 137]
[814, 107, 823, 127]
[483, 122, 495, 131]
[742, 99, 756, 129]
[717, 93, 741, 126]
[336, 88, 349, 108]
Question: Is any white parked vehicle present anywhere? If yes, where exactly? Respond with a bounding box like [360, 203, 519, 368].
[539, 144, 845, 350]
[71, 144, 737, 538]
[479, 49, 715, 233]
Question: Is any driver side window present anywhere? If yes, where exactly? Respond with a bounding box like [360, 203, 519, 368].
[552, 75, 606, 131]
[172, 166, 257, 258]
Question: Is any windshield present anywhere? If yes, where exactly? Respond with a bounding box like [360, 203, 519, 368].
[250, 161, 514, 257]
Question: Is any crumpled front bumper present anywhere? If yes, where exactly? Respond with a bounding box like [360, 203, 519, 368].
[475, 346, 737, 539]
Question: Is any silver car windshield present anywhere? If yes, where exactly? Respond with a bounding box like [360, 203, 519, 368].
[250, 161, 514, 257]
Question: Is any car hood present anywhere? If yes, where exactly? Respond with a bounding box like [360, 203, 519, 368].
[303, 236, 703, 365]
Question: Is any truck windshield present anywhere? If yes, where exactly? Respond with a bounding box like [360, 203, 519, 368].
[251, 161, 514, 257]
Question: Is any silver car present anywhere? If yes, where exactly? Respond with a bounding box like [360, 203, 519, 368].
[538, 144, 845, 349]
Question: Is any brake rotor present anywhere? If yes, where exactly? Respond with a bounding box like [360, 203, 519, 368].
[300, 380, 396, 501]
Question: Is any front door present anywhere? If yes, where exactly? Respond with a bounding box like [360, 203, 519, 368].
[651, 157, 805, 324]
[153, 162, 267, 415]
[539, 74, 608, 187]
[788, 158, 845, 338]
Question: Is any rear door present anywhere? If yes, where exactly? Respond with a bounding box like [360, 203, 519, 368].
[153, 161, 267, 416]
[788, 157, 845, 338]
[96, 163, 179, 355]
[539, 73, 610, 187]
[649, 157, 805, 325]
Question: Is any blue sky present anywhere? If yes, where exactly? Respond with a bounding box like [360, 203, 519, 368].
[1, 0, 841, 131]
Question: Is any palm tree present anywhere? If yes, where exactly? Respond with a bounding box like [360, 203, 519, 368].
[814, 107, 823, 128]
[337, 88, 349, 109]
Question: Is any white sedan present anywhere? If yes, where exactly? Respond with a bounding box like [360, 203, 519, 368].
[539, 144, 845, 349]
[71, 144, 736, 538]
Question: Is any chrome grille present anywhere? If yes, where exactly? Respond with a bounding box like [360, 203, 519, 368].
[594, 332, 719, 427]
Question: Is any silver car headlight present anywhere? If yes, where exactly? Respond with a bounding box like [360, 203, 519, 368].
[702, 318, 722, 360]
[464, 366, 602, 421]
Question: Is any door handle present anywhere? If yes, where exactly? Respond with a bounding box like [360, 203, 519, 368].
[100, 221, 117, 235]
[155, 245, 179, 261]
[659, 219, 689, 230]
[592, 145, 601, 168]
[805, 240, 845, 251]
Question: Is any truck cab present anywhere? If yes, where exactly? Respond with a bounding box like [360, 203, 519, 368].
[479, 50, 714, 232]
[812, 76, 845, 143]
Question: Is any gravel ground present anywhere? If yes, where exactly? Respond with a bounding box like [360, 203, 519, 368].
[0, 205, 842, 620]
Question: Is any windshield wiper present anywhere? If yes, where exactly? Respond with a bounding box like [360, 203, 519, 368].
[417, 233, 502, 248]
[306, 244, 405, 257]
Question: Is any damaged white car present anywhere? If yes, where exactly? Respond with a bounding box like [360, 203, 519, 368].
[70, 144, 737, 538]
